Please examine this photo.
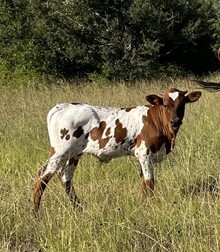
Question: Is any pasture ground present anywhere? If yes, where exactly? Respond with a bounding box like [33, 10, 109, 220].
[0, 77, 220, 251]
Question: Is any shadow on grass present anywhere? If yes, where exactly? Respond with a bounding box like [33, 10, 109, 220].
[181, 175, 220, 198]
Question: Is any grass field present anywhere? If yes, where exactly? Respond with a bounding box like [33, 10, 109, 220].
[0, 76, 220, 251]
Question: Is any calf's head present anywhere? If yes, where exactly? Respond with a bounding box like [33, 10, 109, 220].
[146, 88, 201, 131]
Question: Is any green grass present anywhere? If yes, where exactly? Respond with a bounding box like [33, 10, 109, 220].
[0, 77, 220, 251]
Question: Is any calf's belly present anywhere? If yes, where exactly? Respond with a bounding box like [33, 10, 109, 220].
[84, 140, 133, 162]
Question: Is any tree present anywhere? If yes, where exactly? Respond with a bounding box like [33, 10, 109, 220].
[0, 0, 219, 81]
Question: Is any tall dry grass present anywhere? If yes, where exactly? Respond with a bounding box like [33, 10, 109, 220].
[0, 76, 219, 251]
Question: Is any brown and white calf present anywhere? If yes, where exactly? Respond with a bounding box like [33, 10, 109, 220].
[32, 88, 201, 213]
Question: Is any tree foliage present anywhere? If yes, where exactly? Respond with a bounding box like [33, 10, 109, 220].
[0, 0, 219, 81]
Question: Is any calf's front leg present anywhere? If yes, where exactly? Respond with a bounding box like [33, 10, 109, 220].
[135, 149, 155, 196]
[141, 175, 154, 196]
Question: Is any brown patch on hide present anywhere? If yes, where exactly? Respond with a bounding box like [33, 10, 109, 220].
[114, 119, 127, 143]
[73, 126, 84, 138]
[60, 128, 69, 139]
[90, 121, 110, 148]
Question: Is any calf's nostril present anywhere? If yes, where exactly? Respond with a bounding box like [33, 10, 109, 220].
[171, 119, 181, 127]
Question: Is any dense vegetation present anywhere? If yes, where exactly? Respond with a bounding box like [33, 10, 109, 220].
[0, 0, 220, 82]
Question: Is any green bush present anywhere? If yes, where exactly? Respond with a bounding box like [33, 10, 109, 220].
[0, 0, 219, 82]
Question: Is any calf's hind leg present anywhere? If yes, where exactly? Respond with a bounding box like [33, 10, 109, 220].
[57, 155, 81, 208]
[32, 151, 68, 214]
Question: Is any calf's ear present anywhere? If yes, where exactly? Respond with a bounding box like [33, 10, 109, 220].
[185, 91, 202, 103]
[146, 95, 163, 105]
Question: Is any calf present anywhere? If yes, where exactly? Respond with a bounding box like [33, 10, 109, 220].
[32, 88, 201, 213]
